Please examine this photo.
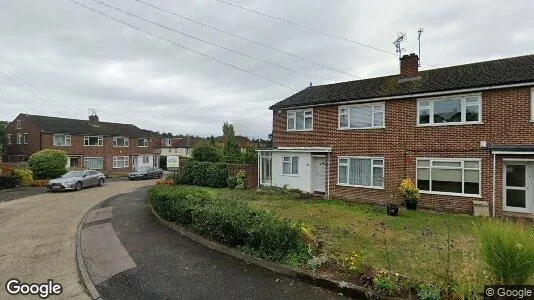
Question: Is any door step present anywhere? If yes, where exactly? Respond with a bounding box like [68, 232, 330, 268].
[312, 191, 326, 197]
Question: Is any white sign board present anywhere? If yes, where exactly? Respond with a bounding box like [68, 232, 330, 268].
[167, 156, 180, 169]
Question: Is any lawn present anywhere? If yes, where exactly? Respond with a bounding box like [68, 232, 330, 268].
[197, 186, 534, 293]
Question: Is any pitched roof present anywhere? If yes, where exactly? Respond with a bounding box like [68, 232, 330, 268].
[24, 114, 150, 137]
[270, 54, 534, 109]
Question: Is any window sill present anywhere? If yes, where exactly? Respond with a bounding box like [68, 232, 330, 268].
[337, 183, 384, 190]
[420, 190, 482, 198]
[416, 122, 483, 127]
[53, 145, 71, 147]
[281, 173, 299, 177]
[138, 146, 148, 148]
[287, 129, 313, 132]
[113, 146, 130, 148]
[338, 126, 385, 131]
[503, 207, 532, 214]
[84, 145, 104, 147]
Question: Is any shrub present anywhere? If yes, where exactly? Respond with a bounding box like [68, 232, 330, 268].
[180, 160, 228, 188]
[149, 185, 311, 263]
[227, 176, 238, 189]
[399, 178, 420, 202]
[156, 179, 174, 186]
[344, 251, 365, 275]
[417, 284, 441, 300]
[1, 164, 14, 176]
[256, 185, 311, 199]
[374, 272, 399, 296]
[30, 179, 48, 187]
[235, 170, 247, 190]
[192, 143, 223, 162]
[476, 220, 534, 284]
[0, 176, 20, 189]
[13, 168, 33, 186]
[28, 149, 68, 179]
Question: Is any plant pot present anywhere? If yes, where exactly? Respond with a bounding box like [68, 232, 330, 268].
[387, 204, 399, 216]
[404, 199, 418, 211]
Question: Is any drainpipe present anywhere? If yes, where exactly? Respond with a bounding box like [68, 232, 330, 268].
[326, 152, 331, 199]
[492, 153, 496, 217]
[257, 151, 260, 188]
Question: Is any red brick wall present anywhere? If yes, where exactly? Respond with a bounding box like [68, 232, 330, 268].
[273, 87, 534, 216]
[5, 115, 41, 161]
[228, 164, 258, 188]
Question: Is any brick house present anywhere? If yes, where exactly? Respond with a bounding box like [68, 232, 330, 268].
[4, 113, 160, 173]
[258, 53, 534, 218]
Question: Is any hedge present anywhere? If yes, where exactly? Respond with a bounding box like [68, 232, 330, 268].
[28, 149, 68, 179]
[0, 176, 20, 190]
[180, 160, 228, 188]
[149, 186, 310, 262]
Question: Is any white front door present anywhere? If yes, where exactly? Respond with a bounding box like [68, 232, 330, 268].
[132, 156, 138, 171]
[313, 157, 326, 193]
[503, 163, 533, 213]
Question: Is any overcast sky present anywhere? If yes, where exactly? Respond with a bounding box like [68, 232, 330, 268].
[0, 0, 532, 138]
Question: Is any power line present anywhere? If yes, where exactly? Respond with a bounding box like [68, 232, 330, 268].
[90, 0, 325, 81]
[133, 0, 360, 79]
[214, 0, 438, 68]
[67, 0, 297, 90]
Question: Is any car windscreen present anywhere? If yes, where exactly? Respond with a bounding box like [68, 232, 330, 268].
[62, 171, 84, 178]
[135, 167, 151, 172]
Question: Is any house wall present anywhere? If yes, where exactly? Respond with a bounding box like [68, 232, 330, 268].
[4, 115, 41, 161]
[272, 87, 534, 216]
[270, 151, 312, 193]
[158, 148, 192, 157]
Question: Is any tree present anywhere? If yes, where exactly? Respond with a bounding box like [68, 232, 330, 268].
[191, 142, 223, 163]
[28, 149, 68, 179]
[0, 121, 7, 158]
[222, 122, 242, 163]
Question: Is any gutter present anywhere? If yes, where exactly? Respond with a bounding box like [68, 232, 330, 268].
[270, 81, 534, 110]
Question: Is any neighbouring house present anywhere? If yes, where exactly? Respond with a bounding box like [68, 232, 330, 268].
[155, 136, 194, 158]
[4, 113, 160, 173]
[259, 53, 534, 218]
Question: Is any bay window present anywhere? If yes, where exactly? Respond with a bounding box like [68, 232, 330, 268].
[338, 157, 384, 188]
[282, 156, 299, 175]
[417, 94, 481, 125]
[287, 109, 313, 131]
[416, 158, 480, 196]
[339, 103, 385, 129]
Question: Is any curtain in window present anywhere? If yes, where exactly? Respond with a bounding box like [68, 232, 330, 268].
[85, 158, 103, 170]
[291, 157, 299, 174]
[349, 159, 371, 186]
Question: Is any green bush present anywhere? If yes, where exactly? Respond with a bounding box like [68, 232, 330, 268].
[192, 143, 223, 163]
[149, 185, 310, 263]
[13, 168, 33, 186]
[417, 284, 441, 300]
[476, 221, 534, 284]
[180, 160, 228, 188]
[28, 149, 68, 179]
[227, 176, 238, 189]
[235, 170, 247, 190]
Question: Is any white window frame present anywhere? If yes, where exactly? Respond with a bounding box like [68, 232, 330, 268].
[142, 156, 149, 164]
[84, 136, 103, 146]
[23, 133, 28, 144]
[53, 134, 71, 146]
[281, 156, 299, 176]
[416, 158, 481, 197]
[338, 102, 385, 130]
[113, 136, 129, 147]
[337, 156, 385, 189]
[17, 133, 23, 145]
[165, 138, 172, 147]
[287, 109, 313, 131]
[7, 134, 12, 145]
[417, 94, 482, 126]
[83, 157, 104, 170]
[138, 138, 148, 147]
[16, 120, 21, 129]
[112, 156, 129, 169]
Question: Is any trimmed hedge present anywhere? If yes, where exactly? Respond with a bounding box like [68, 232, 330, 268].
[28, 149, 68, 179]
[180, 160, 228, 188]
[149, 186, 310, 262]
[0, 176, 20, 189]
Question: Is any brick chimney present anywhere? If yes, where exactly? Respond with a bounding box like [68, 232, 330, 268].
[89, 114, 99, 126]
[400, 53, 419, 79]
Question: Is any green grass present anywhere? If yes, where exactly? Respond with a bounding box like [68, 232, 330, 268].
[183, 186, 534, 291]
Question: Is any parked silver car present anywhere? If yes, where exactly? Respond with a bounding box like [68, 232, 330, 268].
[46, 170, 105, 191]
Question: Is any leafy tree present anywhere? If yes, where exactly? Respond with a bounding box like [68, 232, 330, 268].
[192, 142, 223, 162]
[222, 122, 242, 163]
[0, 121, 7, 158]
[28, 149, 68, 179]
[242, 146, 257, 165]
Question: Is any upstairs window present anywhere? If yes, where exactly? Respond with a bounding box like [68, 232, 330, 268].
[287, 109, 313, 131]
[53, 134, 71, 146]
[165, 138, 172, 147]
[339, 103, 385, 129]
[417, 94, 481, 125]
[23, 133, 28, 144]
[84, 136, 103, 146]
[113, 137, 129, 147]
[16, 120, 21, 129]
[282, 156, 299, 175]
[138, 138, 148, 147]
[17, 133, 23, 145]
[7, 134, 12, 145]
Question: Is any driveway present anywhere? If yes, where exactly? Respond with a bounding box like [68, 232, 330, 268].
[0, 179, 158, 299]
[80, 187, 344, 299]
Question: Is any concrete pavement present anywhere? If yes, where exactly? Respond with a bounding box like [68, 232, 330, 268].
[81, 187, 345, 299]
[0, 179, 158, 299]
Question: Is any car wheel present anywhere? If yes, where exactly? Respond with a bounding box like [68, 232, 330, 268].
[98, 178, 104, 186]
[158, 172, 162, 179]
[143, 174, 148, 180]
[75, 182, 82, 191]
